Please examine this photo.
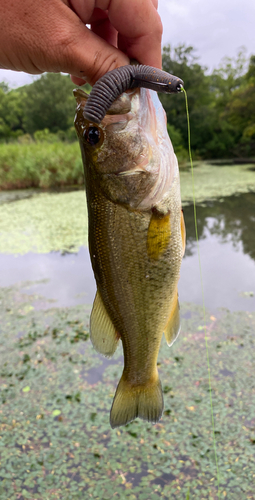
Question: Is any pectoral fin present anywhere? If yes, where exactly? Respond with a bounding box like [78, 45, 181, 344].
[90, 291, 120, 358]
[163, 292, 181, 346]
[73, 88, 89, 104]
[147, 211, 171, 260]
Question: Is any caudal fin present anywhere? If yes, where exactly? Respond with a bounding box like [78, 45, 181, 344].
[110, 373, 164, 429]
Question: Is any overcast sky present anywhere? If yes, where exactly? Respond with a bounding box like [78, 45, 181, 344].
[1, 0, 254, 88]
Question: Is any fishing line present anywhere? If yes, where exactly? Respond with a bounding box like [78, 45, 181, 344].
[181, 86, 221, 496]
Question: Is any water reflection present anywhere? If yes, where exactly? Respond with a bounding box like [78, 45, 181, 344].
[184, 192, 255, 261]
[0, 193, 255, 312]
[0, 248, 96, 308]
[180, 193, 255, 311]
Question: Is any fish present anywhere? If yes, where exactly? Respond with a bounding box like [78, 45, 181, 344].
[74, 73, 185, 428]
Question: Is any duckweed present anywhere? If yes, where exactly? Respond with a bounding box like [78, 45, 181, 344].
[0, 284, 255, 498]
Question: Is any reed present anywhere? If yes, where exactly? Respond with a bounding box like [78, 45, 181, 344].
[0, 141, 84, 190]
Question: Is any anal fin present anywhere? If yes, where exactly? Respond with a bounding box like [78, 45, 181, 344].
[163, 292, 181, 347]
[90, 291, 120, 358]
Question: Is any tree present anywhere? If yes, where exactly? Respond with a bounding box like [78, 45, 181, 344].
[0, 85, 26, 139]
[246, 55, 255, 80]
[22, 73, 77, 134]
[160, 44, 215, 156]
[223, 54, 255, 156]
[0, 82, 9, 93]
[210, 47, 248, 100]
[160, 44, 253, 159]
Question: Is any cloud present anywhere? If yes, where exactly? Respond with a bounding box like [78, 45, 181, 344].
[0, 69, 36, 88]
[159, 0, 255, 70]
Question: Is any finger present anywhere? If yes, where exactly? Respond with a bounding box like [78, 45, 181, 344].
[71, 0, 162, 68]
[60, 30, 129, 85]
[70, 4, 118, 48]
[43, 3, 129, 84]
[150, 0, 158, 9]
[107, 0, 162, 68]
[61, 29, 129, 84]
[70, 12, 118, 85]
[69, 0, 94, 22]
[91, 10, 118, 48]
[70, 75, 86, 86]
[0, 0, 129, 80]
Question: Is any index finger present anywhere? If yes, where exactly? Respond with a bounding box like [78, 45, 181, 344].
[108, 0, 163, 68]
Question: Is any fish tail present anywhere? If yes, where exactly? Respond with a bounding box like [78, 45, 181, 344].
[110, 372, 164, 429]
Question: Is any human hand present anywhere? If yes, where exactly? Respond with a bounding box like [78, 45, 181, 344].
[0, 0, 162, 85]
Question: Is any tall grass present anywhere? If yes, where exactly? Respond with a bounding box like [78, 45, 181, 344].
[0, 131, 191, 191]
[0, 141, 84, 190]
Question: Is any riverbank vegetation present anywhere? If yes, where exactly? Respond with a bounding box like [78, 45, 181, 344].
[0, 141, 83, 190]
[0, 44, 255, 190]
[160, 44, 255, 160]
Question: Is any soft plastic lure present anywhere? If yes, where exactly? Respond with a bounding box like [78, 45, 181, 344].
[83, 64, 183, 124]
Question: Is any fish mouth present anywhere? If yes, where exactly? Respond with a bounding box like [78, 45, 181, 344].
[103, 88, 177, 210]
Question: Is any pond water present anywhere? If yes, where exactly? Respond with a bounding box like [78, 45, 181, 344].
[0, 191, 255, 313]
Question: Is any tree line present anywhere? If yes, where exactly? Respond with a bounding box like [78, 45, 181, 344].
[0, 44, 254, 160]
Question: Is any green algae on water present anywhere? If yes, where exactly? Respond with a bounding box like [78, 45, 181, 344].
[0, 190, 88, 254]
[180, 162, 255, 206]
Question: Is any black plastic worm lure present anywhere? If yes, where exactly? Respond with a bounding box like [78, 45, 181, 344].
[83, 65, 184, 124]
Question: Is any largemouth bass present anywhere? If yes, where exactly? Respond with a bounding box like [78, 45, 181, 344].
[74, 68, 185, 428]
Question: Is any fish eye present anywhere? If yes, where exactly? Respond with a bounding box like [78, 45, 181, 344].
[84, 126, 101, 146]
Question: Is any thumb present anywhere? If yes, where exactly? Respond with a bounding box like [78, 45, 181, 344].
[56, 14, 130, 85]
[0, 0, 129, 80]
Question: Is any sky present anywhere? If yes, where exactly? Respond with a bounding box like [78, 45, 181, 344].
[0, 0, 254, 88]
